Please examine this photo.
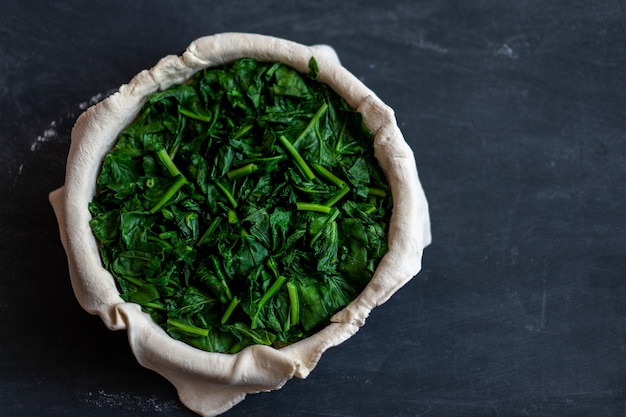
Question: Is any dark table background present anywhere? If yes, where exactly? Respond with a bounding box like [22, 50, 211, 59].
[2, 1, 625, 416]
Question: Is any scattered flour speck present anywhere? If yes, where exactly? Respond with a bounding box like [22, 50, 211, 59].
[78, 91, 109, 110]
[31, 91, 114, 152]
[31, 121, 59, 152]
[80, 390, 181, 413]
[496, 43, 518, 59]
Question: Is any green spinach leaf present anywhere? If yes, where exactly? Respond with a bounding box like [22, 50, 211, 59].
[89, 57, 392, 353]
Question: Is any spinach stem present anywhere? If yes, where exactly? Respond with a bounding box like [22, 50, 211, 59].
[227, 163, 258, 180]
[156, 148, 183, 177]
[231, 124, 254, 141]
[311, 221, 338, 249]
[251, 276, 287, 329]
[179, 108, 213, 123]
[228, 342, 244, 354]
[149, 235, 173, 249]
[266, 257, 280, 279]
[310, 220, 339, 260]
[143, 301, 167, 311]
[149, 175, 187, 213]
[215, 181, 238, 208]
[278, 135, 315, 181]
[310, 209, 341, 245]
[364, 204, 377, 215]
[296, 202, 332, 213]
[121, 275, 143, 286]
[246, 155, 286, 163]
[294, 184, 330, 194]
[311, 163, 346, 188]
[221, 296, 240, 325]
[286, 281, 299, 327]
[167, 319, 209, 336]
[227, 209, 238, 224]
[169, 143, 180, 160]
[324, 185, 351, 207]
[208, 104, 220, 131]
[158, 231, 177, 239]
[197, 216, 222, 246]
[293, 102, 328, 148]
[169, 116, 186, 160]
[119, 250, 153, 261]
[367, 187, 387, 197]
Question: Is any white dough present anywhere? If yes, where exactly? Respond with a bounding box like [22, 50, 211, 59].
[49, 33, 431, 417]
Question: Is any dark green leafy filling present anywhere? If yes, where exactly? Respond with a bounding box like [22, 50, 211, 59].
[88, 57, 392, 353]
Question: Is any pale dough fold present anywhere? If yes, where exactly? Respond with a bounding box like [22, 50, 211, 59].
[49, 33, 431, 417]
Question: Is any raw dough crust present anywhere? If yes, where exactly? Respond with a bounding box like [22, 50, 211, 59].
[49, 33, 431, 417]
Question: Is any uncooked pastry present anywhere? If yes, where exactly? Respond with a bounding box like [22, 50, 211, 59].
[49, 33, 431, 417]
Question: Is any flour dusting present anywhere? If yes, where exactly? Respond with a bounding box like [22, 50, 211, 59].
[496, 43, 518, 59]
[80, 390, 181, 413]
[31, 120, 59, 151]
[78, 91, 109, 111]
[30, 91, 114, 152]
[416, 34, 448, 54]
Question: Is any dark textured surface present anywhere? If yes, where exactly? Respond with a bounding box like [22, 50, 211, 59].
[2, 1, 626, 416]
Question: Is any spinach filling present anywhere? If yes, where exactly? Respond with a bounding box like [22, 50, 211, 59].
[88, 57, 392, 353]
